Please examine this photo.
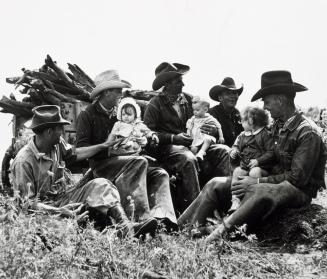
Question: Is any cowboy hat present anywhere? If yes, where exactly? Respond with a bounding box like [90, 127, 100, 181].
[152, 62, 190, 91]
[91, 70, 131, 100]
[28, 105, 70, 130]
[209, 77, 243, 101]
[251, 70, 307, 102]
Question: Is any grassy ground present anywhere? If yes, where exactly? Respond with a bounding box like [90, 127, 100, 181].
[0, 192, 327, 279]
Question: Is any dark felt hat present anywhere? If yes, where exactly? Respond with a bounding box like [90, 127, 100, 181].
[209, 77, 243, 101]
[152, 62, 190, 91]
[28, 105, 70, 130]
[251, 70, 307, 102]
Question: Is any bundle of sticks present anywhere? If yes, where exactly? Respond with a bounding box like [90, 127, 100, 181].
[0, 55, 157, 118]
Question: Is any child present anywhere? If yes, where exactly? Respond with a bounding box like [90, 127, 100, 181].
[229, 106, 274, 212]
[108, 97, 158, 155]
[186, 97, 225, 160]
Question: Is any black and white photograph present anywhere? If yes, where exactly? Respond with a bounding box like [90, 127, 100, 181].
[0, 1, 327, 278]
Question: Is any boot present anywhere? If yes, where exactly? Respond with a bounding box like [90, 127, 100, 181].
[108, 204, 158, 238]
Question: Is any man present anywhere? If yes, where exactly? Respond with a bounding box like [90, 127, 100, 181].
[178, 70, 327, 243]
[10, 105, 156, 238]
[208, 77, 244, 147]
[75, 70, 177, 229]
[143, 62, 230, 212]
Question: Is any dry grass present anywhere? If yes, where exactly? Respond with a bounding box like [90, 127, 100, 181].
[1, 192, 327, 279]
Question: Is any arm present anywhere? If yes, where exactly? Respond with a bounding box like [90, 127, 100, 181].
[259, 130, 322, 188]
[10, 160, 36, 198]
[144, 101, 174, 144]
[256, 130, 275, 165]
[186, 118, 193, 136]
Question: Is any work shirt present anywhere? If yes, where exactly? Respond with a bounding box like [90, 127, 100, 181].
[75, 101, 117, 162]
[209, 103, 243, 147]
[10, 137, 77, 201]
[261, 112, 327, 198]
[144, 92, 193, 144]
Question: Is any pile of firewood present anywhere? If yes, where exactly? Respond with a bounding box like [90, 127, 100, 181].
[0, 55, 157, 118]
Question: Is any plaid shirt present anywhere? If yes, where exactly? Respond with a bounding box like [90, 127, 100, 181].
[263, 112, 327, 198]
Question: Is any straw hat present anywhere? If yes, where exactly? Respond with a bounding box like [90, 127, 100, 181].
[91, 70, 131, 100]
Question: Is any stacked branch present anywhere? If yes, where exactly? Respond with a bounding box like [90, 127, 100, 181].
[1, 55, 158, 118]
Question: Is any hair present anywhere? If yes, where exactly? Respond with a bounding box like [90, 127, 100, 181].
[192, 96, 210, 109]
[121, 104, 136, 118]
[241, 106, 269, 127]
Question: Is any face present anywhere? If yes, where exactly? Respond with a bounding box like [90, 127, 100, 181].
[48, 125, 64, 145]
[263, 94, 281, 119]
[166, 76, 184, 95]
[121, 109, 136, 124]
[192, 103, 207, 117]
[241, 117, 252, 132]
[218, 91, 239, 109]
[100, 88, 123, 108]
[321, 110, 327, 124]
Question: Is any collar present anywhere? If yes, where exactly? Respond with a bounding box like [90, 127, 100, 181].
[243, 127, 264, 136]
[217, 103, 238, 117]
[281, 112, 303, 132]
[28, 137, 54, 161]
[160, 91, 188, 105]
[95, 101, 116, 118]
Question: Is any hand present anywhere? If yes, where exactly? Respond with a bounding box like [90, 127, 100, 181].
[200, 124, 218, 137]
[230, 149, 239, 159]
[218, 137, 225, 144]
[231, 176, 257, 199]
[59, 203, 86, 219]
[248, 159, 259, 169]
[103, 135, 124, 148]
[173, 133, 193, 146]
[151, 134, 159, 145]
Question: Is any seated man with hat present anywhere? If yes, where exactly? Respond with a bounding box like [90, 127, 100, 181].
[178, 70, 327, 243]
[10, 105, 157, 238]
[144, 62, 230, 213]
[208, 77, 244, 147]
[75, 70, 177, 231]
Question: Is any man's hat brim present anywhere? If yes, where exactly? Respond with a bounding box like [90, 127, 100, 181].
[91, 80, 131, 100]
[152, 71, 184, 91]
[28, 120, 70, 130]
[251, 83, 307, 102]
[209, 84, 243, 101]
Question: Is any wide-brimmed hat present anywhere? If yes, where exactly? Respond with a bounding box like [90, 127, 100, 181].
[116, 97, 141, 121]
[209, 77, 243, 101]
[152, 62, 190, 91]
[91, 70, 131, 100]
[28, 105, 70, 130]
[251, 71, 307, 102]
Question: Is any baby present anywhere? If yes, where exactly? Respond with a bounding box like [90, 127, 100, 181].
[186, 97, 224, 160]
[229, 106, 274, 212]
[108, 97, 158, 155]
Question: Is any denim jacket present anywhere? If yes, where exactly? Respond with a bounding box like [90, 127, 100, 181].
[264, 112, 327, 197]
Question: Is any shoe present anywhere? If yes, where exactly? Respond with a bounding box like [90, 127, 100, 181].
[157, 217, 178, 234]
[205, 223, 227, 244]
[133, 217, 158, 238]
[190, 225, 215, 238]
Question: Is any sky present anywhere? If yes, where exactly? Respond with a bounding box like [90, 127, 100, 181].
[0, 0, 327, 159]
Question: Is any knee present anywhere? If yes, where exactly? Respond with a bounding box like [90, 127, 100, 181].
[132, 156, 148, 168]
[182, 150, 197, 165]
[203, 177, 230, 196]
[249, 167, 263, 178]
[246, 185, 273, 204]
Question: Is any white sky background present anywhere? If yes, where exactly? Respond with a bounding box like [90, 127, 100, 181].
[0, 0, 327, 159]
